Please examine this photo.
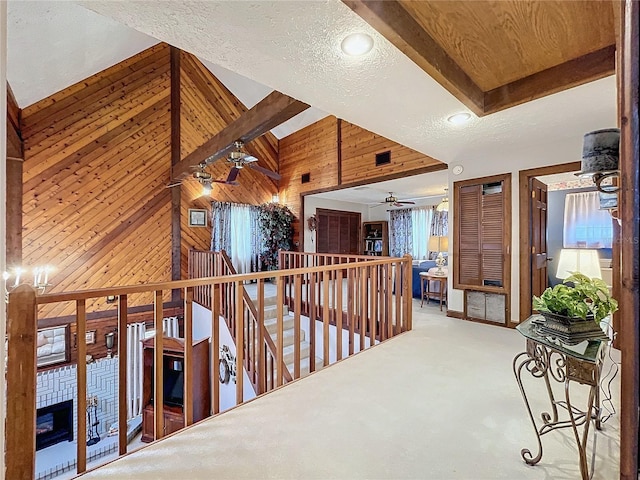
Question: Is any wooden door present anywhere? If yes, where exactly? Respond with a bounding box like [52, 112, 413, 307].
[316, 209, 361, 254]
[530, 178, 549, 298]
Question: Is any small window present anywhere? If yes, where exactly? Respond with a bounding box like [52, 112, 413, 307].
[375, 151, 391, 166]
[301, 173, 311, 184]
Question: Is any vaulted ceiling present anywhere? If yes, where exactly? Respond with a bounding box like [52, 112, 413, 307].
[8, 0, 618, 172]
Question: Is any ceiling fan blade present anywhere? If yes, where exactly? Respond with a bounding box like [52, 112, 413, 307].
[242, 155, 258, 163]
[369, 203, 386, 208]
[248, 163, 281, 180]
[397, 201, 416, 205]
[166, 181, 182, 188]
[227, 167, 240, 183]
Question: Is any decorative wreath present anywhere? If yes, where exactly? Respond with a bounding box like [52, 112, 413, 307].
[307, 214, 317, 232]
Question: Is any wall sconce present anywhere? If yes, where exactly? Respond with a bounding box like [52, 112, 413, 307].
[271, 193, 280, 203]
[105, 332, 116, 358]
[577, 128, 620, 194]
[436, 188, 449, 212]
[106, 295, 117, 304]
[3, 266, 54, 302]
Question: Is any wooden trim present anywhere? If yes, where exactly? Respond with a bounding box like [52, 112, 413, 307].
[517, 161, 581, 321]
[301, 161, 448, 198]
[337, 117, 343, 185]
[5, 286, 37, 480]
[6, 153, 23, 266]
[172, 91, 309, 180]
[619, 0, 639, 477]
[117, 295, 128, 456]
[484, 46, 616, 115]
[342, 0, 484, 115]
[170, 46, 182, 300]
[446, 309, 464, 319]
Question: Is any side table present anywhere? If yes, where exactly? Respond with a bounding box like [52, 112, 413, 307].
[513, 316, 608, 480]
[419, 272, 447, 310]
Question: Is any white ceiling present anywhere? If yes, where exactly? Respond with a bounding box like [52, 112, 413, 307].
[6, 1, 617, 202]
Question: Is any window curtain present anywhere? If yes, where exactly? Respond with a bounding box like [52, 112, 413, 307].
[389, 208, 413, 257]
[210, 201, 262, 273]
[411, 206, 433, 260]
[563, 191, 613, 248]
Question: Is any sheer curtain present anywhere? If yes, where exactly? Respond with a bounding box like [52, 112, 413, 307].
[389, 209, 413, 257]
[211, 201, 261, 273]
[411, 206, 433, 260]
[563, 191, 613, 248]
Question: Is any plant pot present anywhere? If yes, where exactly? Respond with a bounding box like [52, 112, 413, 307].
[534, 311, 607, 344]
[539, 311, 594, 326]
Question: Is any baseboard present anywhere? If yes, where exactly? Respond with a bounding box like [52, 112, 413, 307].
[446, 310, 464, 319]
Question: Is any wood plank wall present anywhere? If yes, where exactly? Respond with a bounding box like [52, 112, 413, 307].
[178, 51, 278, 277]
[6, 82, 23, 267]
[19, 44, 280, 319]
[279, 116, 446, 245]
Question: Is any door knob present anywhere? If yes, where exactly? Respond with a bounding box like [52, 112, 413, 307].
[547, 257, 553, 262]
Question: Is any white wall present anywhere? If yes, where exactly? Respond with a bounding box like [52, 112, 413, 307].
[192, 303, 256, 412]
[445, 119, 617, 321]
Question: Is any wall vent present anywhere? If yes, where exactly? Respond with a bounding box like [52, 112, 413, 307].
[301, 173, 311, 184]
[375, 151, 391, 166]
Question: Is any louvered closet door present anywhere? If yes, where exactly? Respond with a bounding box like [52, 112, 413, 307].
[458, 185, 482, 285]
[481, 191, 504, 287]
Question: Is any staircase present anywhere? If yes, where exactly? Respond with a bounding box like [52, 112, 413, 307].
[256, 295, 323, 380]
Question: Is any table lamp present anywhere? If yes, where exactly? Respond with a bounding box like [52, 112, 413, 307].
[555, 248, 601, 280]
[428, 235, 449, 276]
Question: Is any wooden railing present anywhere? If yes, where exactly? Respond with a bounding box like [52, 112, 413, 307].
[188, 249, 293, 392]
[6, 253, 411, 479]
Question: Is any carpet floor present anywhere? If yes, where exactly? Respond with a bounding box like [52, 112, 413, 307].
[81, 299, 620, 479]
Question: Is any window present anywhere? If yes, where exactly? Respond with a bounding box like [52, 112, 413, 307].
[411, 207, 433, 260]
[563, 191, 613, 248]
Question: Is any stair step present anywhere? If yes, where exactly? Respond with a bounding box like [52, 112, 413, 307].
[252, 295, 279, 308]
[262, 304, 289, 321]
[264, 315, 295, 335]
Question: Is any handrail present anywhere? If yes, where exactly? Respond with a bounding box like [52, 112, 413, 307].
[7, 252, 412, 479]
[216, 250, 293, 387]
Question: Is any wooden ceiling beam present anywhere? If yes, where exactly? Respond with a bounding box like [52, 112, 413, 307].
[484, 45, 616, 115]
[343, 0, 485, 115]
[172, 91, 309, 181]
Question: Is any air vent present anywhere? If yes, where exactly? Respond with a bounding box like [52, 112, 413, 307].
[375, 151, 391, 166]
[301, 173, 311, 184]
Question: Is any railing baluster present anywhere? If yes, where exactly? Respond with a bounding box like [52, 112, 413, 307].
[395, 263, 402, 335]
[212, 284, 220, 414]
[403, 255, 413, 331]
[294, 275, 302, 379]
[76, 299, 87, 474]
[184, 287, 194, 426]
[276, 276, 285, 387]
[336, 269, 343, 361]
[153, 290, 164, 441]
[118, 295, 128, 456]
[323, 270, 330, 367]
[360, 265, 367, 352]
[348, 268, 355, 356]
[370, 265, 378, 345]
[309, 272, 316, 373]
[257, 279, 265, 394]
[235, 281, 244, 405]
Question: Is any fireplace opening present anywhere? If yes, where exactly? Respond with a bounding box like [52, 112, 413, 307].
[36, 400, 73, 451]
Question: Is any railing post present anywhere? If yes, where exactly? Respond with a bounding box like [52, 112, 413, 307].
[6, 285, 37, 480]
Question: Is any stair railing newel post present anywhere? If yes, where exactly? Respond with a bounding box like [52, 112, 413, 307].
[6, 285, 38, 480]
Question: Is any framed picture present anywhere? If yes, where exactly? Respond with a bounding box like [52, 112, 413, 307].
[36, 325, 69, 368]
[85, 331, 96, 345]
[188, 209, 208, 227]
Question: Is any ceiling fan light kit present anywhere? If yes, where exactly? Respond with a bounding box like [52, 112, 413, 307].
[372, 192, 416, 208]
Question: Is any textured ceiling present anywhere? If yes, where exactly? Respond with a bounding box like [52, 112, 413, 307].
[7, 0, 617, 193]
[79, 0, 617, 170]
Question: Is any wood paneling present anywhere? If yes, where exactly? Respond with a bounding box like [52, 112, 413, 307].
[22, 45, 173, 318]
[345, 0, 616, 115]
[340, 120, 443, 184]
[279, 116, 339, 243]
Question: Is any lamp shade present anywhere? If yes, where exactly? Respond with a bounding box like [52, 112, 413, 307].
[428, 235, 449, 252]
[555, 249, 601, 279]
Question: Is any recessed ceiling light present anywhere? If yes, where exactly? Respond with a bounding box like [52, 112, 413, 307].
[341, 33, 374, 56]
[447, 113, 472, 125]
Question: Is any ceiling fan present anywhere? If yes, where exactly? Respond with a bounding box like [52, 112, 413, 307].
[219, 140, 281, 182]
[371, 192, 416, 208]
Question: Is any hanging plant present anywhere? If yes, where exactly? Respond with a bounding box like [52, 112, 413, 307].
[257, 203, 294, 271]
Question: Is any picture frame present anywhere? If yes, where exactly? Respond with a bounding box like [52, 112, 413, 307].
[188, 209, 208, 227]
[85, 331, 96, 345]
[36, 325, 69, 368]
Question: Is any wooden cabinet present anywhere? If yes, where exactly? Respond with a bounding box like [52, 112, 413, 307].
[316, 208, 361, 254]
[141, 336, 210, 443]
[362, 221, 388, 256]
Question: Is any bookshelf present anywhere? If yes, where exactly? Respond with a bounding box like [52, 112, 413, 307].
[362, 221, 389, 256]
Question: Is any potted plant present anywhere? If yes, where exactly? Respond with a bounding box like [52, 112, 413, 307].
[257, 203, 294, 271]
[532, 272, 618, 324]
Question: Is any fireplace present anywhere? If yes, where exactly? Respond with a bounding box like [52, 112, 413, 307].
[36, 400, 73, 451]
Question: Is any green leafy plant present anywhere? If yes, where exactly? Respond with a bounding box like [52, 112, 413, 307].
[532, 272, 618, 323]
[257, 203, 294, 271]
